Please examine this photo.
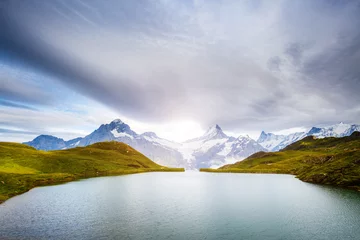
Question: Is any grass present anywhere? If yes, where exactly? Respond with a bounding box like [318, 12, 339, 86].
[200, 132, 360, 191]
[0, 141, 184, 203]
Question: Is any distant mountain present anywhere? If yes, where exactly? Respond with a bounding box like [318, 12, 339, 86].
[257, 122, 360, 151]
[307, 122, 360, 138]
[180, 125, 266, 169]
[75, 119, 186, 168]
[257, 131, 306, 152]
[77, 119, 137, 146]
[23, 120, 266, 169]
[24, 135, 83, 150]
[65, 137, 83, 148]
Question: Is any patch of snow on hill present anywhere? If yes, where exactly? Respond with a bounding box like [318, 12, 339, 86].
[111, 129, 134, 139]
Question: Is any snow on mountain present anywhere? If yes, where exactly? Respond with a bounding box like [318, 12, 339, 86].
[228, 135, 264, 157]
[140, 132, 181, 150]
[257, 131, 288, 151]
[307, 122, 360, 138]
[176, 125, 266, 169]
[23, 120, 267, 169]
[272, 132, 306, 151]
[111, 129, 134, 139]
[65, 137, 83, 148]
[75, 120, 186, 168]
[27, 120, 358, 169]
[177, 125, 231, 168]
[257, 131, 306, 151]
[78, 118, 137, 146]
[257, 122, 360, 151]
[185, 124, 228, 143]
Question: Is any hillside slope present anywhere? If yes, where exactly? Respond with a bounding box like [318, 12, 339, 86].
[0, 141, 184, 203]
[201, 132, 360, 190]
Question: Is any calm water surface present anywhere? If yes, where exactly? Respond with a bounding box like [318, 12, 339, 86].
[1, 172, 360, 240]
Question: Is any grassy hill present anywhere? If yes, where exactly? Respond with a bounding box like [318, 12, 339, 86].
[200, 132, 360, 190]
[0, 141, 184, 203]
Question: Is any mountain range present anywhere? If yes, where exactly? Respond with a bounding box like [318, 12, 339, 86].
[24, 119, 265, 169]
[24, 120, 360, 169]
[258, 122, 360, 151]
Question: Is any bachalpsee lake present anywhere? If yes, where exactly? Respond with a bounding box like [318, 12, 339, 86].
[1, 172, 360, 240]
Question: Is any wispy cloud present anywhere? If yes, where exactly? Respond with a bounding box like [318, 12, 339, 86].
[0, 100, 38, 111]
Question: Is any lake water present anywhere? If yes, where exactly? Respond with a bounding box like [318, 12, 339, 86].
[1, 172, 360, 240]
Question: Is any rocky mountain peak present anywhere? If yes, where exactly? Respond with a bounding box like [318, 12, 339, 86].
[111, 119, 123, 124]
[257, 131, 268, 142]
[203, 124, 227, 138]
[107, 119, 132, 133]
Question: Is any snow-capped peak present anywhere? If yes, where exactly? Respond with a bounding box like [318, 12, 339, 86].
[205, 124, 221, 133]
[184, 124, 227, 143]
[108, 119, 131, 131]
[259, 131, 267, 138]
[203, 124, 227, 139]
[258, 131, 270, 142]
[257, 122, 359, 152]
[308, 122, 355, 138]
[257, 131, 281, 142]
[331, 122, 351, 135]
[100, 119, 137, 139]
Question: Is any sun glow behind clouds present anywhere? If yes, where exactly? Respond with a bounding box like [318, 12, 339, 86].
[124, 119, 205, 142]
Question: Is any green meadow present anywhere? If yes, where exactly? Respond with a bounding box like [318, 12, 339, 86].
[201, 132, 360, 190]
[0, 141, 184, 203]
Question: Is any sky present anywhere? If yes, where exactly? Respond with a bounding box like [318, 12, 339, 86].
[1, 0, 360, 142]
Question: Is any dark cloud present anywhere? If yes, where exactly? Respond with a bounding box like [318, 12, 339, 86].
[284, 43, 305, 66]
[1, 0, 360, 134]
[303, 33, 360, 103]
[267, 56, 282, 71]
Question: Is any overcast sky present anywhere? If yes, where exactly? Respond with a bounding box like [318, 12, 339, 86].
[1, 0, 360, 142]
